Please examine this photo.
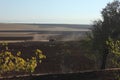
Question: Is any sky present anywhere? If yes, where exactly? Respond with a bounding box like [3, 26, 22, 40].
[0, 0, 114, 24]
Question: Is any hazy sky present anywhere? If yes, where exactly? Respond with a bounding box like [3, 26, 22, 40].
[0, 0, 113, 24]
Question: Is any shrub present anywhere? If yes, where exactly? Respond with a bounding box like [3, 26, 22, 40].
[0, 42, 46, 76]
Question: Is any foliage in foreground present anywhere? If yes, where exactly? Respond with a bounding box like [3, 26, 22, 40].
[0, 42, 46, 75]
[106, 38, 120, 67]
[106, 39, 120, 80]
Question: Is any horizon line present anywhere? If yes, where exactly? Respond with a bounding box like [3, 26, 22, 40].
[0, 22, 90, 25]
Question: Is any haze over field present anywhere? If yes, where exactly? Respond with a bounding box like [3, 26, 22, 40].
[0, 23, 91, 42]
